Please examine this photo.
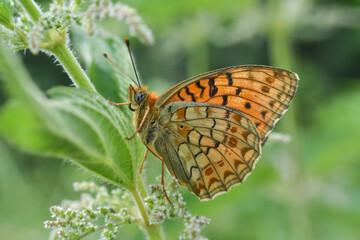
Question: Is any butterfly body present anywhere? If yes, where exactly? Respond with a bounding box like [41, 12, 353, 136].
[126, 65, 299, 200]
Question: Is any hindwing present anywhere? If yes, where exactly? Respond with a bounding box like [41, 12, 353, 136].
[154, 102, 261, 200]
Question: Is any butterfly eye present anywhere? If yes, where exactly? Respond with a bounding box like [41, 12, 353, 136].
[135, 91, 147, 104]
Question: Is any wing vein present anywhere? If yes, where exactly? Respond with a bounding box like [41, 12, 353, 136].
[190, 142, 228, 192]
[204, 94, 281, 116]
[169, 136, 211, 198]
[215, 78, 295, 97]
[195, 126, 258, 148]
[232, 69, 298, 88]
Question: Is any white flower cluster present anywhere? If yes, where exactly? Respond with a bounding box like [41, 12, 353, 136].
[0, 0, 154, 54]
[83, 0, 154, 44]
[29, 3, 79, 54]
[180, 214, 211, 240]
[45, 181, 136, 240]
[45, 179, 210, 240]
[145, 178, 210, 240]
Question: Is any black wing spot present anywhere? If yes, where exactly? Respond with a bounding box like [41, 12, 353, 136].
[261, 110, 267, 119]
[236, 87, 242, 95]
[222, 135, 228, 144]
[196, 81, 206, 97]
[225, 122, 231, 131]
[226, 73, 233, 86]
[225, 110, 230, 119]
[185, 86, 196, 102]
[208, 77, 218, 97]
[269, 100, 275, 109]
[177, 90, 184, 101]
[245, 102, 251, 109]
[222, 95, 228, 106]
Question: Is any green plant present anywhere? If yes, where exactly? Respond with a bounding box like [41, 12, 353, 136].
[0, 0, 209, 239]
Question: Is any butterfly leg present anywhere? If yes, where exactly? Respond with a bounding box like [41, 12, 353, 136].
[139, 148, 148, 173]
[108, 101, 129, 106]
[126, 105, 150, 140]
[146, 145, 173, 205]
[161, 153, 173, 206]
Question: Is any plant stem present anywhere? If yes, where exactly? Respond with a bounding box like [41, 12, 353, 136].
[50, 43, 96, 92]
[267, 0, 299, 160]
[18, 0, 95, 92]
[136, 173, 149, 199]
[17, 0, 42, 22]
[130, 180, 164, 240]
[267, 0, 313, 239]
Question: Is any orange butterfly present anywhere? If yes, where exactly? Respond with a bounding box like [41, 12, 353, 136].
[106, 39, 299, 202]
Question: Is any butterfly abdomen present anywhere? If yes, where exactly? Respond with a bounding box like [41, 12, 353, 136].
[144, 120, 160, 145]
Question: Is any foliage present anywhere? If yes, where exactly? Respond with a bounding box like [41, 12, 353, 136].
[1, 0, 153, 53]
[45, 180, 209, 240]
[0, 0, 209, 239]
[1, 0, 360, 239]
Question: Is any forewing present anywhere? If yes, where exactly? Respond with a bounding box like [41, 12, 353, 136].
[155, 102, 261, 200]
[155, 65, 299, 143]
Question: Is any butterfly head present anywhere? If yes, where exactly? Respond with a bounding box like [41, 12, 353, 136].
[128, 84, 149, 111]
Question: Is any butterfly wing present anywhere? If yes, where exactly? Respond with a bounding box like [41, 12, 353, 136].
[155, 65, 299, 143]
[154, 102, 261, 200]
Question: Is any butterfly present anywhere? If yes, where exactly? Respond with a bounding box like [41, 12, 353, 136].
[105, 39, 299, 202]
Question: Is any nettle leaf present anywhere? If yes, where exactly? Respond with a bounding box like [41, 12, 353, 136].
[72, 27, 134, 116]
[88, 37, 133, 106]
[47, 87, 144, 187]
[0, 41, 144, 189]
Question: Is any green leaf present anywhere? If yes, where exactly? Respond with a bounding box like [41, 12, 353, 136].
[71, 27, 135, 113]
[0, 2, 14, 30]
[0, 40, 144, 190]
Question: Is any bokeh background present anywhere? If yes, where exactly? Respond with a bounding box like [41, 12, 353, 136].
[1, 0, 360, 239]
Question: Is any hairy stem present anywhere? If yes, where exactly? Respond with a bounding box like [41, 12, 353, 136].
[17, 0, 42, 22]
[18, 0, 95, 92]
[50, 43, 96, 92]
[130, 180, 164, 240]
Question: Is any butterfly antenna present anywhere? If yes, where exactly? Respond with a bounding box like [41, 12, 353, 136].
[125, 38, 141, 87]
[103, 53, 139, 86]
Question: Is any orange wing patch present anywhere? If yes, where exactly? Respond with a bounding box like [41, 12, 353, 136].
[162, 66, 299, 143]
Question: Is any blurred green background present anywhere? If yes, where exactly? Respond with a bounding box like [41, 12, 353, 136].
[1, 0, 360, 239]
